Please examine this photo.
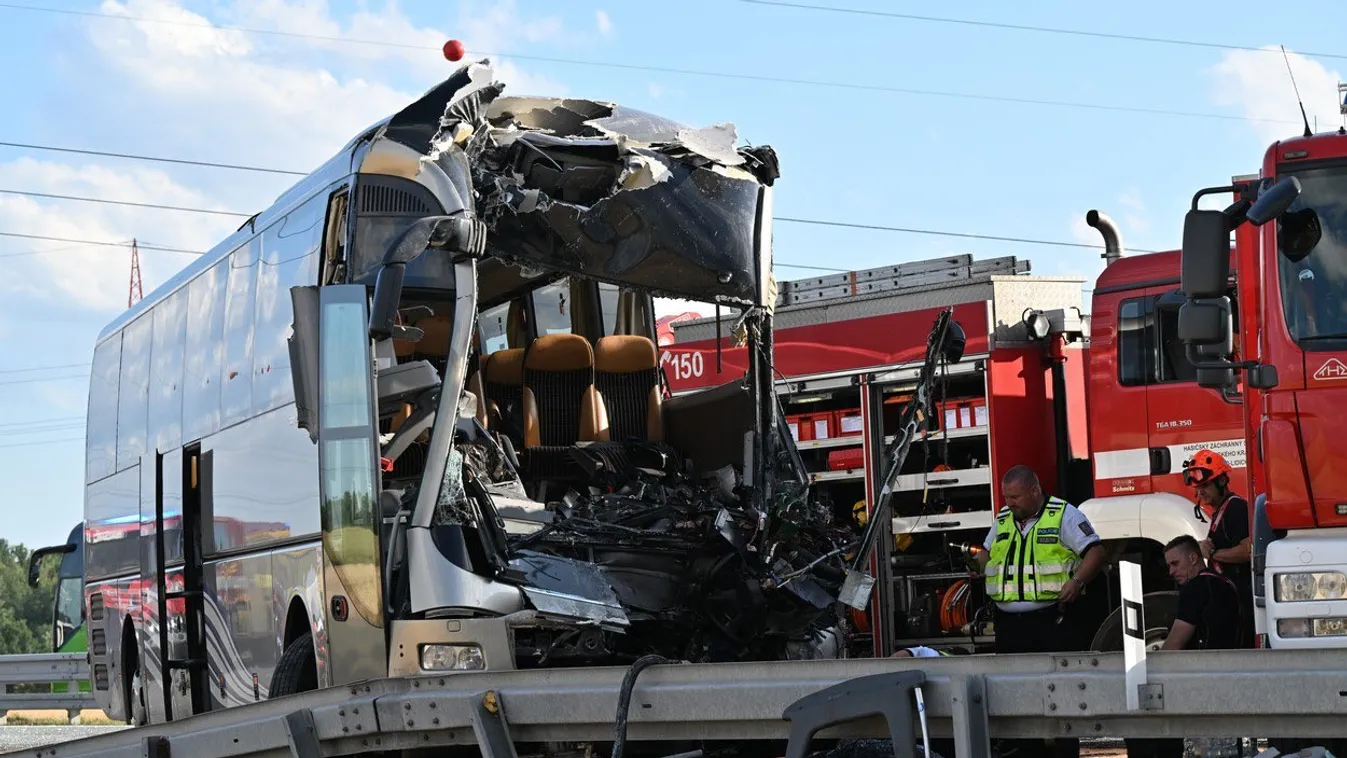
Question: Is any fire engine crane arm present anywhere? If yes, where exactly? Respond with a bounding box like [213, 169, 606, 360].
[839, 308, 962, 609]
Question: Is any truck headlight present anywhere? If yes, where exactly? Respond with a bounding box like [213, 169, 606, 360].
[420, 644, 486, 671]
[1273, 571, 1347, 602]
[1276, 617, 1347, 638]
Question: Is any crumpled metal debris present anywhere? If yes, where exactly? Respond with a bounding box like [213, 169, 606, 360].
[507, 448, 853, 664]
[424, 64, 781, 309]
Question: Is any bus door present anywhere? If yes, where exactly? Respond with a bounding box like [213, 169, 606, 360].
[147, 447, 210, 722]
[290, 283, 386, 686]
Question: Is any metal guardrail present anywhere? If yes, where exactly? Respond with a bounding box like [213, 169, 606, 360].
[0, 653, 97, 723]
[10, 648, 1347, 758]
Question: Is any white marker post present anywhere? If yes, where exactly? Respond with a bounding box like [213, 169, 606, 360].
[1120, 559, 1149, 711]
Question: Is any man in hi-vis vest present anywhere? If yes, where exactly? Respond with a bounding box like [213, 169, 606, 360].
[974, 465, 1105, 758]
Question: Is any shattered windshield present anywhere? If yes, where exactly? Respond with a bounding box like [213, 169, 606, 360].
[1276, 163, 1347, 345]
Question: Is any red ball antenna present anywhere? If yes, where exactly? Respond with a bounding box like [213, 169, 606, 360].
[443, 39, 465, 62]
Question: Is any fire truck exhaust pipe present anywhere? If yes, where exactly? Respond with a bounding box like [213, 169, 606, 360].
[1086, 210, 1125, 266]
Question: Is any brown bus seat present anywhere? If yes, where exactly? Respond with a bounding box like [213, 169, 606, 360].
[521, 334, 608, 447]
[593, 335, 664, 443]
[482, 348, 525, 444]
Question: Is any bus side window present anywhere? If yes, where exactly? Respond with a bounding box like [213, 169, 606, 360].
[480, 301, 512, 355]
[599, 283, 621, 336]
[150, 287, 187, 454]
[184, 261, 228, 443]
[254, 193, 325, 414]
[532, 280, 573, 337]
[221, 238, 260, 427]
[116, 314, 152, 472]
[86, 334, 122, 483]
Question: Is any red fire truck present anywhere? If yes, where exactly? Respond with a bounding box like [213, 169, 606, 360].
[1174, 115, 1347, 651]
[660, 221, 1240, 656]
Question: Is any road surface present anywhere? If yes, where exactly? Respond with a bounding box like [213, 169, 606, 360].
[0, 725, 128, 754]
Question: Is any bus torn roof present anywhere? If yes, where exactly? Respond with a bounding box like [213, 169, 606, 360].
[422, 60, 781, 307]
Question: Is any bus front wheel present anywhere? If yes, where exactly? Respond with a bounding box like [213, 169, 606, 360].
[270, 632, 317, 698]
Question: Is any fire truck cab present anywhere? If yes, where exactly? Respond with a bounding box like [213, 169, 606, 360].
[661, 216, 1239, 654]
[1177, 125, 1347, 650]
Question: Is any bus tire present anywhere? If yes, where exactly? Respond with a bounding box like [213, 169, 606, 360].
[1089, 590, 1178, 652]
[270, 632, 317, 698]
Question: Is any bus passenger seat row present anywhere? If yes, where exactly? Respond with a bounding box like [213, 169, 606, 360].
[593, 335, 663, 443]
[519, 334, 606, 480]
[475, 332, 667, 486]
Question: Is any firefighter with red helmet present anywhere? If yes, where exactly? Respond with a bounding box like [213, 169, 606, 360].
[1181, 448, 1254, 647]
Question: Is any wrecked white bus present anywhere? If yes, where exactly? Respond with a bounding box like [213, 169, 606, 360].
[79, 59, 965, 731]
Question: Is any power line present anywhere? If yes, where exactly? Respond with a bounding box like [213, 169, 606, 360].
[738, 0, 1347, 62]
[0, 141, 305, 176]
[0, 436, 84, 450]
[0, 415, 84, 427]
[0, 3, 1298, 126]
[0, 373, 89, 387]
[1, 205, 1140, 264]
[0, 362, 89, 375]
[0, 189, 252, 218]
[777, 216, 1159, 253]
[0, 232, 202, 256]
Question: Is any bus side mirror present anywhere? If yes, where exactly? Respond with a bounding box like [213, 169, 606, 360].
[27, 543, 76, 588]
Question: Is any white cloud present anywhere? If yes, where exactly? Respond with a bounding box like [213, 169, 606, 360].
[596, 10, 614, 37]
[86, 0, 568, 171]
[648, 82, 664, 100]
[0, 157, 236, 311]
[1209, 47, 1345, 145]
[0, 0, 580, 310]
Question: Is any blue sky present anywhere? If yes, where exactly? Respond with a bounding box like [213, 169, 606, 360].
[0, 0, 1344, 550]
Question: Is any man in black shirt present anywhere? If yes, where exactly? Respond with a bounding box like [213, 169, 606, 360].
[1161, 534, 1246, 651]
[1127, 536, 1248, 758]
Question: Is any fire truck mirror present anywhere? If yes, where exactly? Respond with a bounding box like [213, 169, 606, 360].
[1196, 366, 1235, 391]
[1247, 175, 1302, 227]
[1248, 363, 1280, 390]
[1177, 297, 1231, 347]
[1180, 209, 1231, 299]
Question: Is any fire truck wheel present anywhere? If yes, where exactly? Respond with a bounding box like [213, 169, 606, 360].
[1088, 590, 1178, 652]
[270, 632, 318, 698]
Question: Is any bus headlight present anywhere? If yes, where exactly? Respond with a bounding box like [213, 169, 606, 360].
[1273, 571, 1347, 602]
[420, 644, 486, 671]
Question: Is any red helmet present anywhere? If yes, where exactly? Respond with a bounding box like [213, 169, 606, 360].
[1182, 449, 1232, 487]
